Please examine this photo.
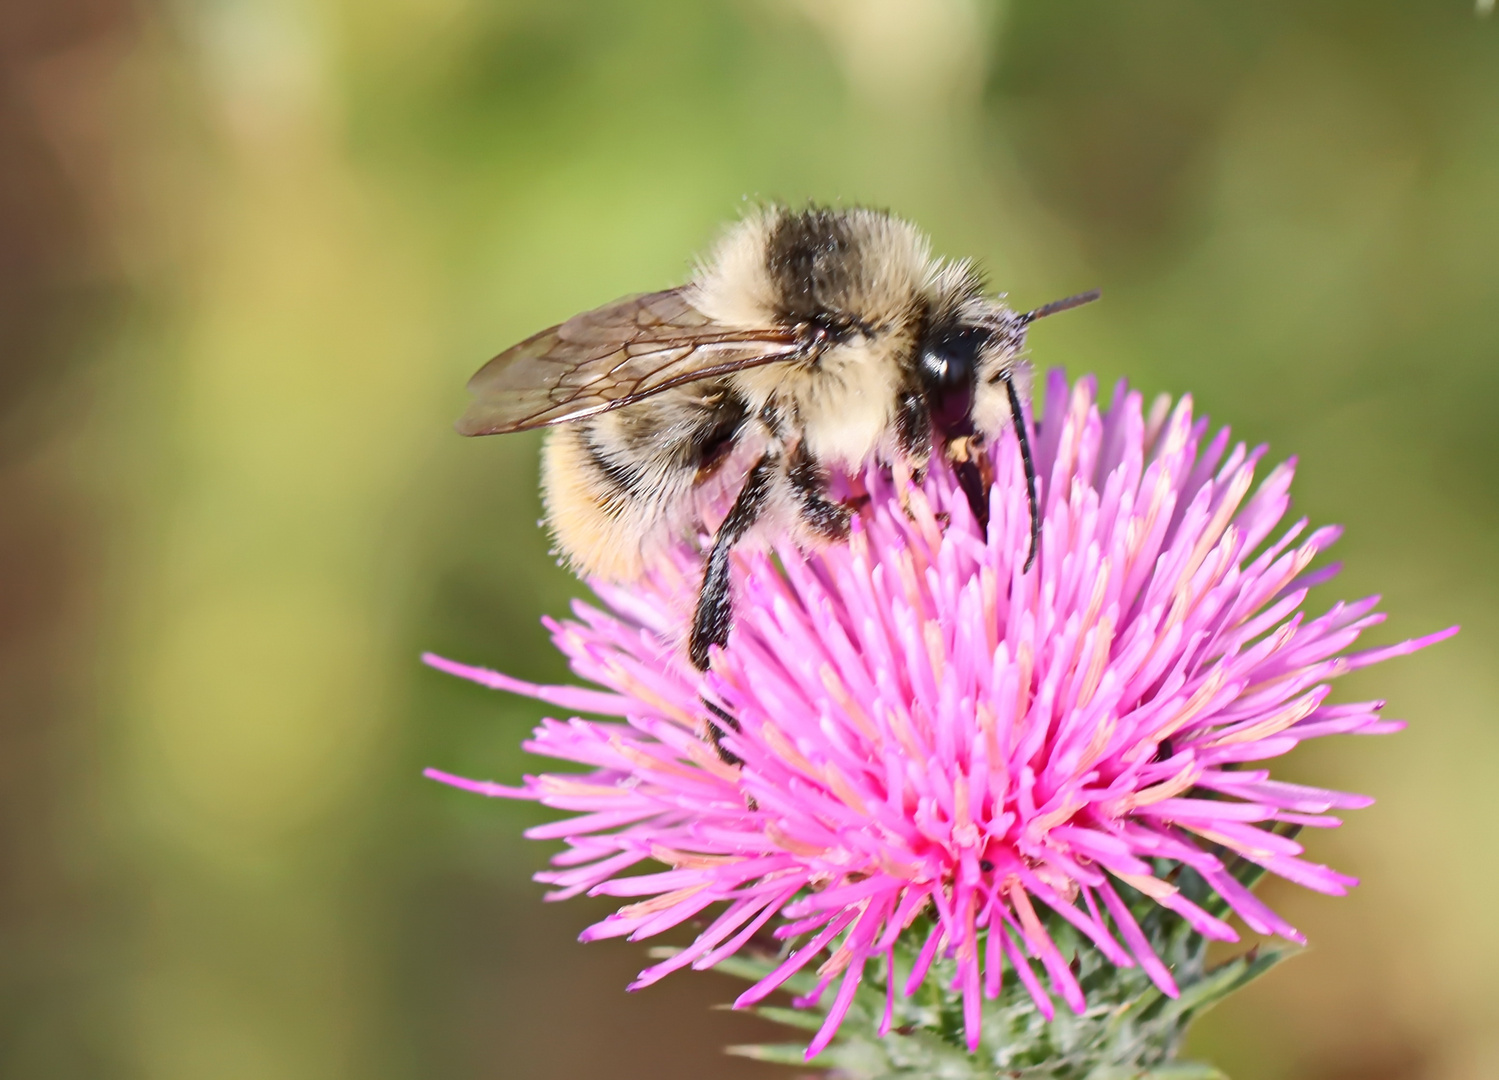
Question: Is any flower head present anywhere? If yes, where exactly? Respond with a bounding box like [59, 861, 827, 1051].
[427, 371, 1454, 1059]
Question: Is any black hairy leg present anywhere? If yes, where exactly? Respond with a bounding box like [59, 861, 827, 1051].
[893, 389, 931, 463]
[947, 435, 992, 534]
[702, 699, 743, 767]
[687, 388, 748, 481]
[690, 453, 778, 671]
[786, 441, 851, 542]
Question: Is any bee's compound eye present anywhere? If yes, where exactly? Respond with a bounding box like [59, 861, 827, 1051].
[917, 348, 960, 390]
[917, 324, 988, 437]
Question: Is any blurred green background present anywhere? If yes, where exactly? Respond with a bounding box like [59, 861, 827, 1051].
[1, 0, 1495, 1077]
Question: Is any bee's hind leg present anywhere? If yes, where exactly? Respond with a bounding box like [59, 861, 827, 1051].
[689, 452, 779, 671]
[703, 700, 743, 767]
[689, 446, 848, 770]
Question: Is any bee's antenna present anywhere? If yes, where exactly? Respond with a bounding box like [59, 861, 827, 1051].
[997, 288, 1096, 569]
[1020, 288, 1101, 325]
[1001, 372, 1041, 573]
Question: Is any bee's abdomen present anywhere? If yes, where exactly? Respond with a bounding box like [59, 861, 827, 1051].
[541, 384, 750, 581]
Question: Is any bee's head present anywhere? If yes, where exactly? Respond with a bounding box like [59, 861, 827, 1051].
[920, 290, 1098, 570]
[917, 304, 1029, 442]
[916, 319, 996, 441]
[923, 289, 1100, 442]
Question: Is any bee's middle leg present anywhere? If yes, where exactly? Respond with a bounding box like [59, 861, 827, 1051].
[892, 389, 933, 517]
[785, 441, 851, 541]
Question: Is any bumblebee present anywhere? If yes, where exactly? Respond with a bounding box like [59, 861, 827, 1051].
[459, 206, 1096, 670]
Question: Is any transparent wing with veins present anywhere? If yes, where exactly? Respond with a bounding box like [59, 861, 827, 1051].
[458, 288, 804, 435]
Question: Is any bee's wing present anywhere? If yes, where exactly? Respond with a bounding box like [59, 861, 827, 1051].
[457, 288, 802, 435]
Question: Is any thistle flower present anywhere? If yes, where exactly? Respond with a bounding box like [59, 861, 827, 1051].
[427, 371, 1453, 1060]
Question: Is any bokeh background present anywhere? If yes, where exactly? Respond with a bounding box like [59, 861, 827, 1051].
[2, 0, 1495, 1077]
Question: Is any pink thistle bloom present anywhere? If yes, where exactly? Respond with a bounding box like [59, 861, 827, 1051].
[426, 372, 1455, 1060]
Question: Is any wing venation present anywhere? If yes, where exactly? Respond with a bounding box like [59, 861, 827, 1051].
[458, 288, 802, 435]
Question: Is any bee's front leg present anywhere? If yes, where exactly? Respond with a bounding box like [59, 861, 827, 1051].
[945, 432, 993, 533]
